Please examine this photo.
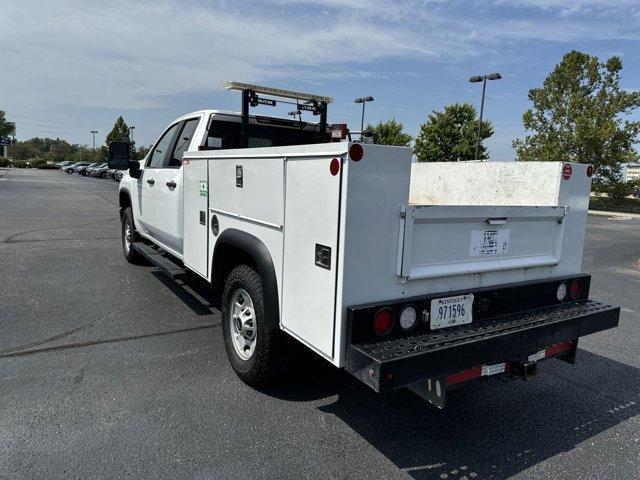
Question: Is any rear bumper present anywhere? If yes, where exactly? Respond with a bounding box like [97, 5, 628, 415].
[345, 299, 619, 393]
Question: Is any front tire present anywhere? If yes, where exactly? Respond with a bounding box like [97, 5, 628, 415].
[121, 207, 143, 264]
[222, 265, 282, 387]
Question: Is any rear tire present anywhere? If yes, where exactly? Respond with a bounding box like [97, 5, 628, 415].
[121, 207, 144, 264]
[222, 265, 282, 387]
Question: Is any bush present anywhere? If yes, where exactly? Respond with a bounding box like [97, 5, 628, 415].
[590, 195, 640, 213]
[12, 160, 28, 168]
[0, 158, 9, 167]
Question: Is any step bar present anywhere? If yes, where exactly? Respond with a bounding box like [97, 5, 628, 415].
[345, 300, 620, 393]
[131, 242, 186, 279]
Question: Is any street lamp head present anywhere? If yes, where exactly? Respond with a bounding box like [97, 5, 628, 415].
[354, 96, 374, 103]
[487, 72, 502, 80]
[469, 76, 483, 83]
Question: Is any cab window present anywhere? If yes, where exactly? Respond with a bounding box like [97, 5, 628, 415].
[167, 118, 199, 168]
[148, 123, 180, 168]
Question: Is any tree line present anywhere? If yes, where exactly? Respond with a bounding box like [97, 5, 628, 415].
[2, 50, 638, 198]
[0, 115, 150, 168]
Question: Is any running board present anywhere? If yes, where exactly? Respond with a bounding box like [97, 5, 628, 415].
[131, 242, 186, 279]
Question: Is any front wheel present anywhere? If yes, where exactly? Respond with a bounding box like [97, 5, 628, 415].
[222, 265, 282, 387]
[121, 207, 143, 264]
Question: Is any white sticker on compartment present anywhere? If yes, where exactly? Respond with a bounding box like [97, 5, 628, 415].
[469, 229, 510, 256]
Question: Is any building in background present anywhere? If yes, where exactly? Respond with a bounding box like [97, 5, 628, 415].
[622, 163, 640, 182]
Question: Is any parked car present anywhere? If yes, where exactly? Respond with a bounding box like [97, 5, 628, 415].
[57, 161, 73, 169]
[91, 163, 110, 178]
[64, 162, 90, 174]
[80, 162, 102, 176]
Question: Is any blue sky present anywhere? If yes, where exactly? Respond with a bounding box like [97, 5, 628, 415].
[3, 0, 640, 159]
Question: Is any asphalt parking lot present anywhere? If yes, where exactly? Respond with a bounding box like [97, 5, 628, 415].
[1, 168, 639, 480]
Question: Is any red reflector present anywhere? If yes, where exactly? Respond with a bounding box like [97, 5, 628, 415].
[569, 279, 581, 299]
[373, 308, 393, 336]
[562, 163, 572, 180]
[349, 143, 364, 162]
[446, 366, 482, 386]
[586, 165, 594, 177]
[545, 341, 572, 357]
[329, 158, 340, 176]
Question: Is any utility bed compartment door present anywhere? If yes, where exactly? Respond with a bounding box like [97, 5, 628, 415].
[183, 160, 209, 277]
[281, 157, 342, 358]
[398, 205, 567, 280]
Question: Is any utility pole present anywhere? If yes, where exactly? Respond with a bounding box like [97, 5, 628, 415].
[469, 73, 501, 161]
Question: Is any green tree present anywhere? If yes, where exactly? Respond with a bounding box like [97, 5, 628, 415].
[414, 103, 493, 162]
[106, 116, 133, 149]
[8, 141, 40, 160]
[135, 144, 152, 160]
[0, 111, 15, 138]
[365, 118, 412, 146]
[513, 50, 640, 200]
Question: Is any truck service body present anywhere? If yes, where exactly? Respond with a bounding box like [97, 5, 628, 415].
[112, 83, 619, 408]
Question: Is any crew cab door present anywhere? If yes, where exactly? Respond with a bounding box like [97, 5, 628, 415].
[152, 117, 201, 254]
[140, 122, 181, 235]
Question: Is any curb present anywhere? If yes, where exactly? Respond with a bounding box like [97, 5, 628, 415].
[588, 210, 640, 219]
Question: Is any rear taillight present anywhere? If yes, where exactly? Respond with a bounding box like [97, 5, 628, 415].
[373, 308, 393, 336]
[586, 165, 594, 177]
[569, 279, 582, 300]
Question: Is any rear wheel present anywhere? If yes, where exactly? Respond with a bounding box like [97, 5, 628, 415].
[222, 265, 282, 387]
[121, 207, 143, 264]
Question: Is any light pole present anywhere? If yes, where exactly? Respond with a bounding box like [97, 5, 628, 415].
[288, 110, 301, 121]
[354, 96, 374, 139]
[90, 130, 98, 150]
[469, 73, 501, 161]
[130, 126, 135, 145]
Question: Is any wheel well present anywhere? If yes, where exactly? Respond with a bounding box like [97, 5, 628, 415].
[212, 243, 257, 287]
[210, 229, 280, 329]
[119, 190, 131, 216]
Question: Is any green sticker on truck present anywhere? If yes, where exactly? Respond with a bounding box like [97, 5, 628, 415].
[199, 181, 208, 196]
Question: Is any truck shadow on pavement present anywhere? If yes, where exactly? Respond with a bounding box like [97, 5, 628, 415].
[154, 271, 637, 478]
[273, 348, 639, 480]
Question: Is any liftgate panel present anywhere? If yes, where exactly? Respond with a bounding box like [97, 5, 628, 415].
[281, 157, 342, 358]
[183, 159, 209, 277]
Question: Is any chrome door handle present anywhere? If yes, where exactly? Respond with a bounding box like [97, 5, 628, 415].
[147, 178, 155, 186]
[166, 181, 177, 189]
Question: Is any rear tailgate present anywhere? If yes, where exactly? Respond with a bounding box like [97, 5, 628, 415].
[397, 205, 568, 280]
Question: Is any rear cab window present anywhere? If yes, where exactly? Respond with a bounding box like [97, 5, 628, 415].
[204, 115, 329, 151]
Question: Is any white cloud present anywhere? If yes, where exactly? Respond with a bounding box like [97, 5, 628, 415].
[1, 0, 639, 118]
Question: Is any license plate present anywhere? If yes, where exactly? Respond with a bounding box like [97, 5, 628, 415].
[430, 294, 474, 329]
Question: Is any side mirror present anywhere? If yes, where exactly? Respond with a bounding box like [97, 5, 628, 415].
[108, 141, 131, 170]
[129, 160, 141, 179]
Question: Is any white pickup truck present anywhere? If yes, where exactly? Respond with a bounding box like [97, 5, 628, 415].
[110, 83, 619, 408]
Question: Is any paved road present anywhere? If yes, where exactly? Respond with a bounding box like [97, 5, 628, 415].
[1, 169, 638, 480]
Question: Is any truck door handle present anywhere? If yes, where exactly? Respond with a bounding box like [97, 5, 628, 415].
[166, 180, 177, 189]
[147, 178, 155, 186]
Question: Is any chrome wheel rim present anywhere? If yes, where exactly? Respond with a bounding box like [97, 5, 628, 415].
[229, 288, 256, 361]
